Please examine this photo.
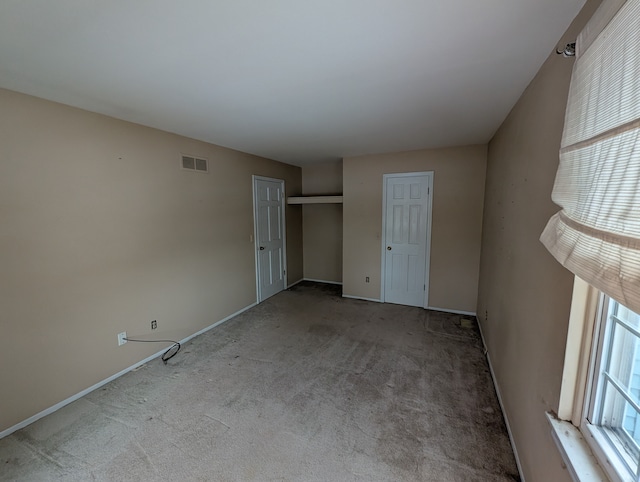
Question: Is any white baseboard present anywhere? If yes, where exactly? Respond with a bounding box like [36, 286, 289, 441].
[287, 278, 304, 289]
[303, 278, 343, 285]
[427, 306, 477, 316]
[342, 294, 383, 303]
[340, 297, 477, 316]
[0, 302, 256, 440]
[476, 319, 526, 482]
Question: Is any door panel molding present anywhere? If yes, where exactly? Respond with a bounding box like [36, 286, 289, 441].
[380, 172, 433, 308]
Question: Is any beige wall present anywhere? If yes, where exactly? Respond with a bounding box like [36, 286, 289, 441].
[343, 146, 486, 313]
[301, 160, 343, 283]
[0, 88, 302, 433]
[476, 1, 600, 480]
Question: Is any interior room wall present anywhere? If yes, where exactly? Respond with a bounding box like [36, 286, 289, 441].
[0, 88, 303, 433]
[342, 146, 486, 313]
[476, 1, 601, 480]
[301, 160, 343, 283]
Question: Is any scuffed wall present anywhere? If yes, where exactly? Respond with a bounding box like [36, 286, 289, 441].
[0, 88, 302, 432]
[476, 1, 601, 480]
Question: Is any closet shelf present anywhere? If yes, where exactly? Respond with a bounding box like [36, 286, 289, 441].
[287, 196, 343, 205]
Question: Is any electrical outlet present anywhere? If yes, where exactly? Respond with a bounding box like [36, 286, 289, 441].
[151, 320, 157, 330]
[117, 332, 127, 346]
[365, 276, 370, 283]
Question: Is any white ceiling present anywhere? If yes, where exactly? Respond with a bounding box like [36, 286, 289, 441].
[0, 0, 585, 166]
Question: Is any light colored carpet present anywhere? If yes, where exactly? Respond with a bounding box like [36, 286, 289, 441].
[0, 282, 519, 481]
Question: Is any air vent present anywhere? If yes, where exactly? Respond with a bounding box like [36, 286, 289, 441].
[181, 155, 208, 173]
[195, 158, 208, 172]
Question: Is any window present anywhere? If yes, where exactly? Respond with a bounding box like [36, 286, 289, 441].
[583, 296, 640, 481]
[544, 1, 640, 480]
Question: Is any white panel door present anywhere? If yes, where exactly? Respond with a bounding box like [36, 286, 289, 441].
[254, 177, 286, 302]
[383, 174, 432, 307]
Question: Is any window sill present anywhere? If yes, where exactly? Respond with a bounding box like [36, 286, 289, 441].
[547, 412, 609, 482]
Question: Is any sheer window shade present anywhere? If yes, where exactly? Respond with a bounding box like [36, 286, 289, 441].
[540, 0, 640, 314]
[575, 0, 626, 57]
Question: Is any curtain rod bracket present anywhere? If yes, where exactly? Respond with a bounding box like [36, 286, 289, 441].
[557, 42, 576, 57]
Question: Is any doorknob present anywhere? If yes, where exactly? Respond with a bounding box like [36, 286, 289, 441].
[387, 246, 392, 251]
[259, 246, 265, 250]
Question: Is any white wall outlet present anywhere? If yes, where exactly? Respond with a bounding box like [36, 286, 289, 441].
[117, 332, 127, 346]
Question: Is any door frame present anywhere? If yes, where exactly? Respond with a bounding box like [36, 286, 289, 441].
[380, 171, 434, 308]
[252, 175, 288, 304]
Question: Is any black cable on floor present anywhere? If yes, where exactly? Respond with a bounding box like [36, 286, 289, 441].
[123, 337, 181, 364]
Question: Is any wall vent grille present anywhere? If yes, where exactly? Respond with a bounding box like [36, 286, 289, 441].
[195, 158, 208, 172]
[181, 155, 208, 173]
